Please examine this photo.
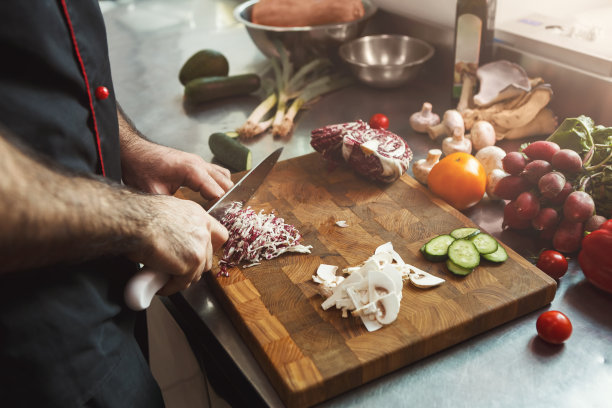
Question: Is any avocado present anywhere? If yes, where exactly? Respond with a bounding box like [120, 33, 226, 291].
[179, 49, 229, 85]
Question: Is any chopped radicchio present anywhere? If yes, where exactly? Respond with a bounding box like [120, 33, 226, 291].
[218, 202, 312, 276]
[310, 120, 412, 183]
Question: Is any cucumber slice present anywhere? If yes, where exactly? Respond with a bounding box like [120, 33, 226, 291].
[469, 233, 498, 255]
[450, 227, 480, 239]
[482, 244, 508, 263]
[446, 259, 474, 276]
[422, 234, 455, 262]
[208, 132, 252, 172]
[447, 239, 480, 269]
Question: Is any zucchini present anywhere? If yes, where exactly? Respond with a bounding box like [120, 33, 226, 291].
[450, 227, 480, 239]
[447, 239, 480, 269]
[179, 49, 229, 85]
[482, 244, 508, 263]
[469, 233, 498, 255]
[422, 234, 455, 262]
[184, 74, 261, 104]
[208, 132, 252, 172]
[446, 259, 474, 276]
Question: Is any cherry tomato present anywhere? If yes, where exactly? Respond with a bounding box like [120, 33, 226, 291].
[536, 310, 572, 344]
[369, 113, 389, 130]
[536, 250, 568, 279]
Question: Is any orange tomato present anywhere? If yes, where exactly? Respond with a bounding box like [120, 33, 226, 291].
[427, 152, 486, 210]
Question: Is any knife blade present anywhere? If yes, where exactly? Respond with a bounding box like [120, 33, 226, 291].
[124, 147, 283, 311]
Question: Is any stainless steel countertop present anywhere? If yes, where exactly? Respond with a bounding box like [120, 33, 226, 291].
[103, 1, 612, 407]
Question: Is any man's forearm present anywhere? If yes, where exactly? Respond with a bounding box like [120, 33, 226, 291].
[0, 131, 153, 273]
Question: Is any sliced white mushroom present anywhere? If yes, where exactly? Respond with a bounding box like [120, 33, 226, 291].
[313, 264, 338, 282]
[316, 241, 444, 331]
[335, 220, 349, 228]
[404, 264, 445, 288]
[321, 272, 363, 310]
[382, 264, 403, 298]
[375, 293, 401, 325]
[367, 270, 395, 303]
[375, 242, 395, 254]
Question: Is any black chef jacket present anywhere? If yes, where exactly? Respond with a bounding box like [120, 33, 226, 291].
[0, 1, 164, 407]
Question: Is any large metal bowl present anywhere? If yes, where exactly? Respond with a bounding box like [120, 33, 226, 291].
[339, 34, 435, 88]
[234, 0, 377, 66]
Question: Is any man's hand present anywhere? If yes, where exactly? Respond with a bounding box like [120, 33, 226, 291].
[129, 195, 228, 295]
[118, 109, 233, 200]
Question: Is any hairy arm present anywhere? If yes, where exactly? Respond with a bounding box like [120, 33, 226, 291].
[0, 130, 227, 295]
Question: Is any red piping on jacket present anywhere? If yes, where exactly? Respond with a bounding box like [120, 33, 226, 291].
[59, 0, 106, 177]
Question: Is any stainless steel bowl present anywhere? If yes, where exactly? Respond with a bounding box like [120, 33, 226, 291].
[234, 0, 377, 66]
[339, 34, 435, 88]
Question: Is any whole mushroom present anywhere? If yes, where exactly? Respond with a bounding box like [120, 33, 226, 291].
[442, 127, 472, 156]
[409, 102, 440, 133]
[427, 109, 465, 140]
[469, 120, 496, 151]
[412, 149, 442, 185]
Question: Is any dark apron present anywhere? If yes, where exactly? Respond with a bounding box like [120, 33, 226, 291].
[0, 1, 163, 406]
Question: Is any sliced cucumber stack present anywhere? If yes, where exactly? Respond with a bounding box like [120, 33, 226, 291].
[469, 233, 498, 255]
[421, 234, 455, 262]
[482, 245, 508, 263]
[447, 239, 480, 269]
[450, 227, 480, 239]
[420, 227, 507, 276]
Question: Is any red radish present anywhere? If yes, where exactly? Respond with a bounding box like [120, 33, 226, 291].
[522, 140, 560, 162]
[521, 160, 553, 185]
[493, 175, 530, 200]
[563, 191, 595, 223]
[515, 191, 540, 220]
[551, 149, 582, 175]
[502, 151, 527, 175]
[548, 181, 573, 205]
[532, 207, 560, 231]
[584, 214, 607, 233]
[553, 218, 584, 253]
[538, 171, 566, 199]
[503, 201, 532, 230]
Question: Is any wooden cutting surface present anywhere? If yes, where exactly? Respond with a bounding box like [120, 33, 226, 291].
[183, 152, 557, 408]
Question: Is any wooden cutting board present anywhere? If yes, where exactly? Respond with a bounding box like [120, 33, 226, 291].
[191, 152, 557, 408]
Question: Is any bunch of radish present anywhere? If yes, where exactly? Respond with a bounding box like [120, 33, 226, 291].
[493, 140, 597, 253]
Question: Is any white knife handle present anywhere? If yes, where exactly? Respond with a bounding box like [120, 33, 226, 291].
[124, 268, 170, 311]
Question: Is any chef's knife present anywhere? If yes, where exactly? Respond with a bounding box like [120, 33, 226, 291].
[124, 147, 283, 311]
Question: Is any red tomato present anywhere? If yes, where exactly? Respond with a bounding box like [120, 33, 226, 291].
[369, 113, 389, 130]
[536, 250, 568, 279]
[536, 310, 572, 344]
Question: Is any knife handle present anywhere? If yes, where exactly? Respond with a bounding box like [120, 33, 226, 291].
[124, 268, 170, 311]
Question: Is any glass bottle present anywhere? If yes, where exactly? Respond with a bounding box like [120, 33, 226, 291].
[452, 0, 497, 101]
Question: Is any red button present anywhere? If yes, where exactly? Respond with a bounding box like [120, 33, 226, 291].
[95, 86, 109, 100]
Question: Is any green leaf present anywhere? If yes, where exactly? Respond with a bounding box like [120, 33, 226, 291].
[546, 115, 595, 154]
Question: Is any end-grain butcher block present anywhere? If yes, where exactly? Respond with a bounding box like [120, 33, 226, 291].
[200, 152, 556, 408]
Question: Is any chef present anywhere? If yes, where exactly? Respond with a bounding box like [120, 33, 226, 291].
[0, 1, 232, 406]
